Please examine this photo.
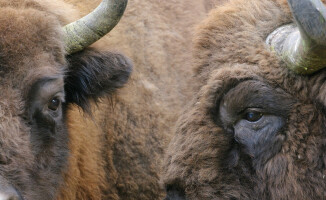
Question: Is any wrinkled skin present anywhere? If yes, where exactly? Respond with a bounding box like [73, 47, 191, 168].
[163, 0, 326, 199]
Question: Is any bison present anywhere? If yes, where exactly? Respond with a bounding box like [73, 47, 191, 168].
[0, 0, 132, 199]
[0, 0, 211, 199]
[163, 0, 326, 199]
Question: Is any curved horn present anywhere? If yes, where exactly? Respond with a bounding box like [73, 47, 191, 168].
[63, 0, 128, 54]
[266, 0, 326, 74]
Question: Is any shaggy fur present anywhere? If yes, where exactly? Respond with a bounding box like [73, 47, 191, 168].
[0, 0, 215, 200]
[57, 1, 213, 199]
[0, 0, 131, 199]
[163, 0, 326, 199]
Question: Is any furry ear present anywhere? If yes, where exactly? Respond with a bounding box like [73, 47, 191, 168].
[64, 48, 132, 112]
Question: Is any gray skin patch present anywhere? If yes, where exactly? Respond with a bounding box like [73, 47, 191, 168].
[164, 190, 186, 200]
[234, 115, 284, 158]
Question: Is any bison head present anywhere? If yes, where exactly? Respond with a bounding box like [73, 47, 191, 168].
[0, 0, 131, 199]
[163, 0, 326, 199]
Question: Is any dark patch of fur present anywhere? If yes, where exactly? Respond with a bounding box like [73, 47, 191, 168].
[65, 48, 133, 112]
[164, 184, 186, 200]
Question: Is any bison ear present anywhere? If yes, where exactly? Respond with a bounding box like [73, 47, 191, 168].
[64, 48, 132, 112]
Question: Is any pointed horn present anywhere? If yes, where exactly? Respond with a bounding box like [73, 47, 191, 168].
[266, 0, 326, 74]
[63, 0, 128, 54]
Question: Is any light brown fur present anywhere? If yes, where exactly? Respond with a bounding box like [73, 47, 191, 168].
[0, 0, 225, 198]
[57, 0, 213, 199]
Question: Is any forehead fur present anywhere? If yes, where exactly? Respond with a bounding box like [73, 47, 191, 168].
[0, 7, 65, 77]
[193, 0, 326, 105]
[193, 0, 290, 79]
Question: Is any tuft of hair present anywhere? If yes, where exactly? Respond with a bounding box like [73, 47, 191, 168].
[64, 48, 133, 113]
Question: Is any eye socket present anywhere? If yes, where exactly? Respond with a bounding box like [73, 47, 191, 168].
[243, 110, 263, 122]
[48, 97, 61, 111]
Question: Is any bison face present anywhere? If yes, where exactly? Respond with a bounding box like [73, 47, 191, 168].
[163, 0, 326, 199]
[0, 4, 131, 200]
[164, 66, 326, 199]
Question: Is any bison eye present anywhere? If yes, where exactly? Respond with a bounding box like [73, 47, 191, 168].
[48, 98, 61, 111]
[243, 109, 263, 122]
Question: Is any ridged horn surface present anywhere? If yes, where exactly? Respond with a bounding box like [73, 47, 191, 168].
[266, 0, 326, 74]
[63, 0, 128, 54]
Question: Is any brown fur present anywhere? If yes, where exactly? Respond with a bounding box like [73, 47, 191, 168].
[0, 0, 228, 198]
[0, 2, 71, 199]
[163, 0, 326, 199]
[0, 0, 225, 200]
[57, 1, 211, 199]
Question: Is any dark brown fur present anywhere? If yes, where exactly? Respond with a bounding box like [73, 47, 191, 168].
[0, 0, 217, 200]
[163, 0, 326, 199]
[0, 1, 131, 199]
[56, 0, 222, 199]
